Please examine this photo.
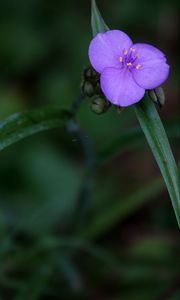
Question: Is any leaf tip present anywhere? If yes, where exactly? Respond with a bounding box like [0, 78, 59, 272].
[91, 0, 109, 36]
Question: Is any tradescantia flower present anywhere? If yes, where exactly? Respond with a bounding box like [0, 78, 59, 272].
[88, 30, 170, 107]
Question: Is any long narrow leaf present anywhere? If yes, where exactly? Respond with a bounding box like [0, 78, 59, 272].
[0, 106, 70, 151]
[134, 97, 180, 227]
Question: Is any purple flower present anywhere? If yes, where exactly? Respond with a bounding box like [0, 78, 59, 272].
[88, 30, 170, 107]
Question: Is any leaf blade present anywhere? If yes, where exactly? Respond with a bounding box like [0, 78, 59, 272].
[134, 96, 180, 227]
[0, 105, 70, 151]
[91, 0, 109, 36]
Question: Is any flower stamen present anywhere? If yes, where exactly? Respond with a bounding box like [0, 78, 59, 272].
[127, 62, 132, 67]
[136, 64, 141, 69]
[130, 47, 135, 52]
[119, 56, 123, 62]
[124, 50, 128, 55]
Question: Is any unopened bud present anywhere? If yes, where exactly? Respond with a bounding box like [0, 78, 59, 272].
[81, 66, 102, 98]
[148, 87, 165, 108]
[91, 97, 110, 114]
[81, 81, 95, 97]
[84, 66, 98, 80]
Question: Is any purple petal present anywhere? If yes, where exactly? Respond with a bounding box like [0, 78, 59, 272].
[132, 43, 166, 61]
[131, 43, 170, 89]
[100, 68, 145, 107]
[88, 30, 133, 73]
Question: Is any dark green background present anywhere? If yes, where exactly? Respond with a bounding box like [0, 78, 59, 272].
[0, 0, 179, 299]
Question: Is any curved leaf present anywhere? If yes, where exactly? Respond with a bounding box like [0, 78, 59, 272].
[0, 106, 70, 151]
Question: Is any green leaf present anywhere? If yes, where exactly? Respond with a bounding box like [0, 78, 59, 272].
[0, 105, 70, 151]
[91, 0, 109, 36]
[91, 0, 180, 227]
[134, 97, 180, 227]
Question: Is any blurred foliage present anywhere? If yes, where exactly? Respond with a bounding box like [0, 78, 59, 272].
[0, 0, 179, 299]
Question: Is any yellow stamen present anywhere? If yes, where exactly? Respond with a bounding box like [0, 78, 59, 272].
[130, 47, 135, 52]
[136, 64, 141, 69]
[127, 62, 132, 66]
[119, 56, 123, 62]
[124, 50, 128, 55]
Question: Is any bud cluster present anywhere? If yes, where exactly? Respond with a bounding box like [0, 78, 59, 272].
[81, 66, 102, 97]
[81, 66, 111, 114]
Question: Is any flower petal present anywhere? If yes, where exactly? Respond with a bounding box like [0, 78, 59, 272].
[88, 30, 133, 73]
[132, 43, 170, 89]
[100, 68, 145, 107]
[132, 43, 166, 61]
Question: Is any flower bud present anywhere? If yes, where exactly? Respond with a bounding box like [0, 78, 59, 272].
[81, 66, 102, 97]
[84, 66, 98, 80]
[81, 81, 95, 97]
[90, 97, 110, 114]
[148, 87, 165, 108]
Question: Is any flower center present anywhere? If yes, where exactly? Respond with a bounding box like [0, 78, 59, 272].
[119, 48, 141, 70]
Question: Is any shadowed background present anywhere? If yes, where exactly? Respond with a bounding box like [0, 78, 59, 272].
[0, 0, 179, 299]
